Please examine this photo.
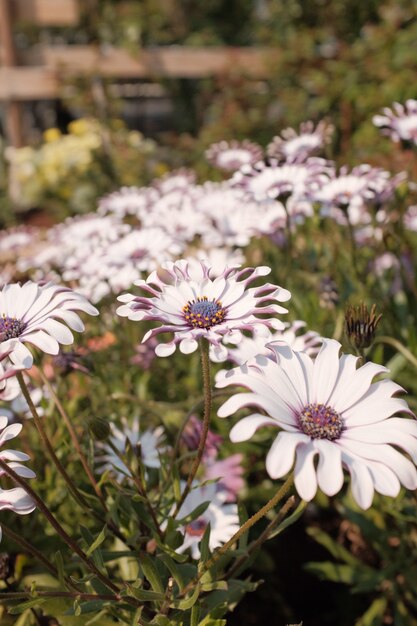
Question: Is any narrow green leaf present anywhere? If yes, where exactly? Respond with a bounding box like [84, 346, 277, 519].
[126, 585, 165, 602]
[191, 604, 200, 626]
[356, 597, 387, 626]
[54, 550, 66, 587]
[8, 599, 46, 615]
[140, 554, 164, 593]
[200, 522, 212, 562]
[86, 525, 107, 557]
[268, 500, 307, 540]
[170, 584, 201, 610]
[201, 581, 228, 592]
[158, 553, 185, 591]
[306, 526, 364, 567]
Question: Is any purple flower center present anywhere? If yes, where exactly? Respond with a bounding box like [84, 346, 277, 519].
[0, 315, 26, 340]
[185, 518, 208, 537]
[183, 297, 225, 329]
[298, 402, 343, 441]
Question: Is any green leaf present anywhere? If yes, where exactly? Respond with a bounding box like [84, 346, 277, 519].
[8, 599, 46, 615]
[200, 581, 228, 592]
[191, 604, 200, 626]
[86, 525, 107, 557]
[306, 527, 364, 567]
[64, 600, 108, 615]
[158, 553, 186, 591]
[305, 561, 381, 592]
[356, 597, 387, 626]
[125, 585, 165, 603]
[199, 523, 212, 562]
[170, 584, 201, 610]
[268, 500, 307, 540]
[140, 554, 164, 593]
[176, 501, 211, 527]
[55, 550, 66, 587]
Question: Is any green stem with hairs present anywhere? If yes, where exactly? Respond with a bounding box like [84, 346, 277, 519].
[180, 472, 294, 597]
[16, 372, 90, 511]
[1, 524, 79, 591]
[173, 338, 212, 517]
[37, 367, 106, 507]
[225, 495, 296, 580]
[0, 458, 122, 596]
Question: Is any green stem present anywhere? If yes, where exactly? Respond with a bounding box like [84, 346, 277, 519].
[173, 338, 212, 517]
[225, 495, 296, 580]
[374, 336, 417, 370]
[1, 524, 78, 591]
[0, 458, 120, 595]
[0, 590, 120, 601]
[181, 472, 294, 596]
[16, 372, 90, 511]
[106, 440, 164, 540]
[37, 367, 106, 506]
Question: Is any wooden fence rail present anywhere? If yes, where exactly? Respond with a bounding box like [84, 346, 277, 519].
[0, 0, 276, 146]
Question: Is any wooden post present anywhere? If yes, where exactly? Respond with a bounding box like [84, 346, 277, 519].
[0, 0, 24, 146]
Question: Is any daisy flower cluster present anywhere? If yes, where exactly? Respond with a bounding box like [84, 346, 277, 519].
[2, 114, 405, 315]
[0, 101, 416, 585]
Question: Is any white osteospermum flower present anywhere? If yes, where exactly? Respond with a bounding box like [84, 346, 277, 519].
[212, 321, 323, 365]
[373, 100, 417, 145]
[205, 140, 263, 171]
[96, 416, 163, 481]
[217, 339, 417, 510]
[267, 120, 334, 161]
[176, 482, 240, 559]
[0, 339, 32, 402]
[0, 282, 99, 366]
[0, 415, 36, 541]
[116, 260, 291, 360]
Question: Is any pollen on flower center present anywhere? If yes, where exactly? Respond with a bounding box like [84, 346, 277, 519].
[185, 518, 208, 537]
[182, 297, 226, 329]
[0, 314, 26, 340]
[298, 402, 343, 441]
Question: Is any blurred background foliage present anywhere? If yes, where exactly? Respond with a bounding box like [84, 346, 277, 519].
[3, 0, 417, 222]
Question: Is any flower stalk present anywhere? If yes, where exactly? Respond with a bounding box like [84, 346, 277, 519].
[0, 458, 121, 596]
[173, 337, 212, 517]
[181, 472, 294, 596]
[16, 372, 90, 511]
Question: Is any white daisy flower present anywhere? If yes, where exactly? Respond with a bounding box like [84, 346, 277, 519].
[217, 339, 417, 510]
[176, 482, 240, 559]
[267, 120, 334, 161]
[212, 321, 323, 365]
[0, 281, 99, 366]
[373, 100, 417, 145]
[231, 158, 330, 203]
[0, 415, 36, 541]
[116, 260, 291, 360]
[205, 140, 263, 171]
[96, 416, 163, 481]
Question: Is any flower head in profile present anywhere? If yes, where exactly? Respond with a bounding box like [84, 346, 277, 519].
[217, 339, 417, 509]
[231, 158, 330, 202]
[116, 260, 291, 360]
[0, 340, 32, 402]
[212, 320, 323, 365]
[373, 100, 417, 146]
[176, 482, 240, 559]
[96, 416, 163, 481]
[0, 415, 36, 541]
[267, 120, 334, 161]
[205, 140, 263, 171]
[0, 281, 99, 366]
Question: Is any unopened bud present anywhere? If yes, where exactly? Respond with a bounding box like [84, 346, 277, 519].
[88, 417, 111, 441]
[345, 303, 382, 351]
